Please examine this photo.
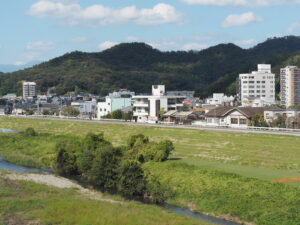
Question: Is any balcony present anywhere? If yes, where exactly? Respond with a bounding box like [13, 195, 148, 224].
[133, 102, 149, 107]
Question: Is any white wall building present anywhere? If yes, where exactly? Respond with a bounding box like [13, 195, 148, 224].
[23, 82, 36, 99]
[133, 85, 185, 123]
[206, 93, 235, 106]
[264, 109, 300, 123]
[280, 66, 300, 108]
[97, 90, 134, 119]
[71, 100, 97, 118]
[202, 106, 267, 128]
[238, 64, 276, 107]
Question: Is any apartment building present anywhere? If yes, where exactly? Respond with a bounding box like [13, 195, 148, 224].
[133, 85, 185, 123]
[23, 82, 36, 99]
[97, 89, 134, 119]
[71, 100, 97, 118]
[238, 64, 276, 107]
[280, 66, 300, 108]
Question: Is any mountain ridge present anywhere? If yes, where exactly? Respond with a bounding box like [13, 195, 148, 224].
[1, 36, 300, 97]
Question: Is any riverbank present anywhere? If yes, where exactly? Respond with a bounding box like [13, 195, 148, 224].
[0, 172, 213, 225]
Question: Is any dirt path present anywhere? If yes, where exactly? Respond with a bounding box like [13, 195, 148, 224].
[1, 172, 125, 204]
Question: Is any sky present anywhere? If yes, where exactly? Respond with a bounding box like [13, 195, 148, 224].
[1, 0, 300, 66]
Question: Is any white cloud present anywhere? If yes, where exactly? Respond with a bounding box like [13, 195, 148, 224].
[98, 41, 119, 50]
[235, 38, 256, 46]
[148, 41, 178, 50]
[69, 37, 88, 43]
[14, 61, 27, 66]
[26, 41, 54, 50]
[15, 41, 55, 65]
[126, 36, 139, 42]
[181, 0, 300, 7]
[288, 22, 300, 34]
[182, 43, 208, 51]
[222, 12, 261, 27]
[28, 1, 182, 26]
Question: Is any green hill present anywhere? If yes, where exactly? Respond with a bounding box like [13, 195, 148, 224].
[1, 36, 300, 97]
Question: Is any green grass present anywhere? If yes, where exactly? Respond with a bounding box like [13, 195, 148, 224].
[0, 176, 211, 225]
[144, 162, 300, 225]
[1, 117, 300, 224]
[1, 117, 300, 175]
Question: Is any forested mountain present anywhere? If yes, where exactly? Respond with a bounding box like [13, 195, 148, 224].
[1, 36, 300, 97]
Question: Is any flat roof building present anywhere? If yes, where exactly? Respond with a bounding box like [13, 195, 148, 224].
[23, 82, 36, 99]
[280, 66, 300, 108]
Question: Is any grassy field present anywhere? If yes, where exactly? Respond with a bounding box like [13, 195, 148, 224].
[0, 175, 211, 225]
[143, 162, 300, 225]
[1, 117, 300, 225]
[1, 117, 300, 181]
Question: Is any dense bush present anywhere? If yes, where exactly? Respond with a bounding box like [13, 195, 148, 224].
[126, 134, 174, 163]
[118, 160, 146, 197]
[54, 140, 81, 176]
[54, 132, 174, 202]
[24, 127, 38, 137]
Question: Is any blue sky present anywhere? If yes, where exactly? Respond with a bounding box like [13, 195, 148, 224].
[1, 0, 300, 66]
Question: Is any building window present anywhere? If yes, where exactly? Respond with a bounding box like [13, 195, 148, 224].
[240, 119, 247, 124]
[231, 118, 238, 124]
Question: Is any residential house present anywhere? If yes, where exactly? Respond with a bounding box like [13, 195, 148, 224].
[203, 106, 270, 128]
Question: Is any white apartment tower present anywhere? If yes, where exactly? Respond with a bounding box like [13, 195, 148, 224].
[23, 82, 36, 99]
[280, 66, 300, 108]
[238, 64, 276, 107]
[133, 85, 185, 123]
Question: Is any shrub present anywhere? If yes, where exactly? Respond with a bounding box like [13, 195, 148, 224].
[118, 160, 146, 197]
[88, 146, 123, 189]
[127, 134, 149, 148]
[24, 128, 38, 136]
[54, 140, 80, 176]
[61, 106, 80, 117]
[144, 171, 171, 204]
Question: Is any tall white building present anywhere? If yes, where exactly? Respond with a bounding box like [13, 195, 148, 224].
[238, 64, 275, 107]
[133, 85, 185, 123]
[23, 82, 36, 99]
[280, 66, 300, 108]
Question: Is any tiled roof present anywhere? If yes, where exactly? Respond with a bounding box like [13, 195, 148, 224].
[163, 110, 177, 116]
[205, 106, 277, 118]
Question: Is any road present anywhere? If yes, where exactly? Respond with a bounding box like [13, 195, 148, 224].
[5, 115, 300, 137]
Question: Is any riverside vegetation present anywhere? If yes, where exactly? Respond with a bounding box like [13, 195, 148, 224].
[1, 117, 300, 224]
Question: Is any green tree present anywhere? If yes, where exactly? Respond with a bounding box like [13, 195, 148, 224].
[118, 160, 146, 197]
[269, 115, 286, 128]
[251, 114, 269, 127]
[54, 140, 80, 176]
[43, 109, 50, 115]
[88, 146, 123, 189]
[78, 133, 112, 174]
[112, 110, 122, 119]
[61, 106, 80, 117]
[122, 111, 133, 121]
